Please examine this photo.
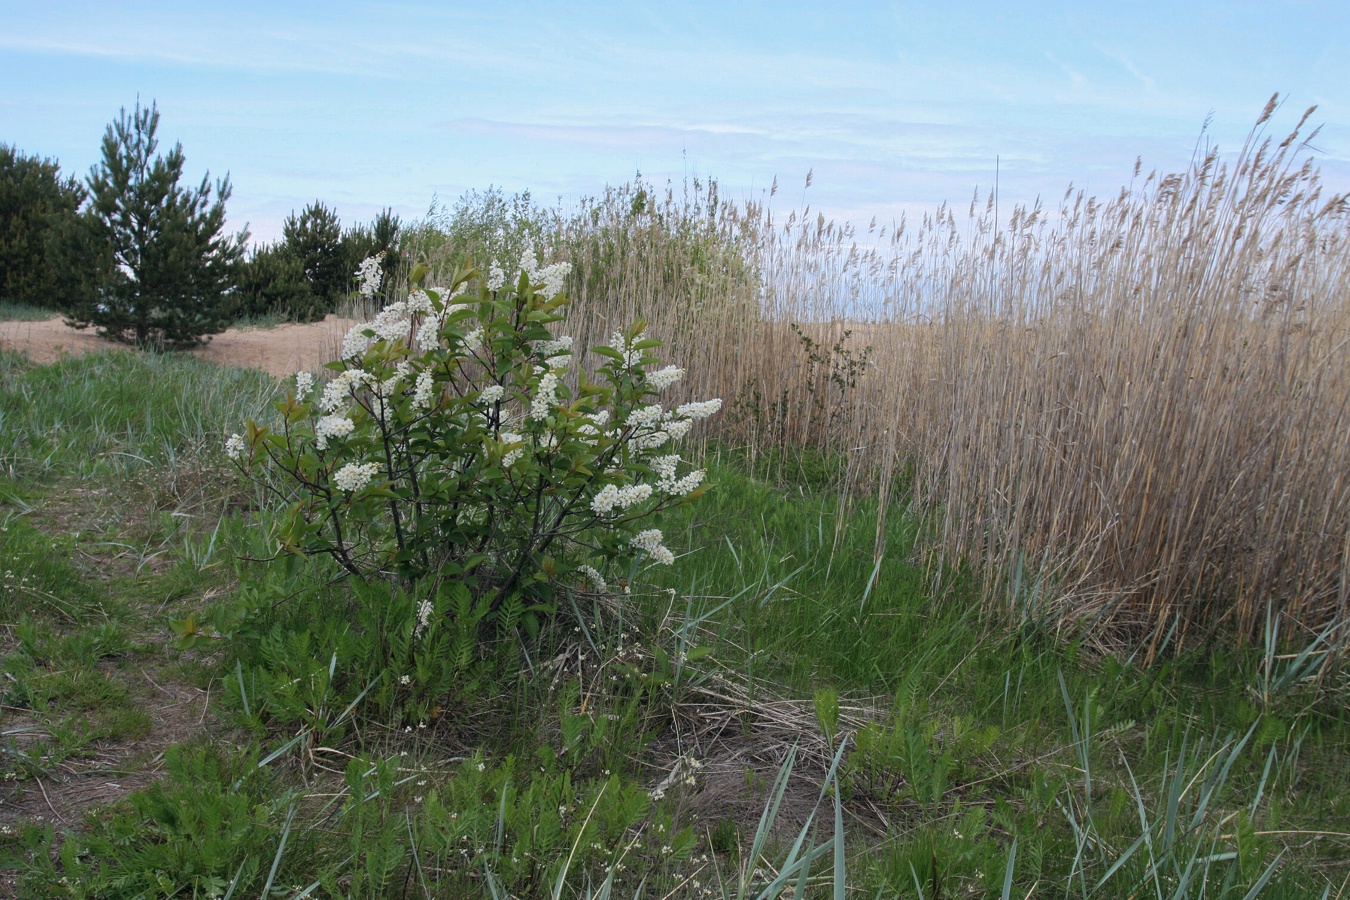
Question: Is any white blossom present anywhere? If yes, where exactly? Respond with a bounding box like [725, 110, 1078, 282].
[342, 325, 375, 359]
[609, 331, 641, 367]
[589, 482, 650, 514]
[406, 289, 435, 314]
[530, 372, 559, 421]
[499, 432, 525, 467]
[652, 455, 680, 489]
[518, 240, 539, 279]
[668, 470, 705, 496]
[294, 371, 314, 398]
[355, 254, 384, 298]
[415, 318, 443, 351]
[673, 399, 723, 420]
[486, 264, 506, 291]
[224, 433, 245, 460]
[664, 418, 693, 441]
[630, 529, 674, 565]
[628, 404, 664, 428]
[576, 565, 607, 594]
[646, 365, 684, 391]
[315, 414, 355, 450]
[370, 301, 413, 343]
[590, 484, 621, 514]
[414, 598, 434, 637]
[334, 461, 382, 492]
[537, 335, 573, 357]
[628, 429, 670, 451]
[320, 369, 375, 413]
[479, 384, 505, 404]
[537, 261, 571, 298]
[412, 371, 436, 410]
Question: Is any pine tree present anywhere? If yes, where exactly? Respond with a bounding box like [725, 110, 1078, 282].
[0, 145, 87, 309]
[282, 201, 346, 313]
[66, 100, 244, 349]
[236, 241, 320, 322]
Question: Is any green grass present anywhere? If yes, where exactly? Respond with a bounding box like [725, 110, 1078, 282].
[0, 347, 278, 483]
[1, 349, 1348, 897]
[0, 302, 59, 322]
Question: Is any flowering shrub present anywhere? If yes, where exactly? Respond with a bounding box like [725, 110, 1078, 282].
[227, 249, 719, 638]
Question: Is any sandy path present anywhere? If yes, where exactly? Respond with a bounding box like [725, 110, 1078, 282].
[0, 315, 358, 378]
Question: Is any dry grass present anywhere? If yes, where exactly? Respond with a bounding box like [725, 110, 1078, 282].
[531, 98, 1350, 657]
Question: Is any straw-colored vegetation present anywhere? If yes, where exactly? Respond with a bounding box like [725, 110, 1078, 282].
[463, 98, 1347, 660]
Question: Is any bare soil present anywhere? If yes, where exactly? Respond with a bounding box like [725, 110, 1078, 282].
[0, 315, 357, 378]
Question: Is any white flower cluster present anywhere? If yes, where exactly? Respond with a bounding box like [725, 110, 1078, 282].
[675, 399, 723, 419]
[630, 528, 675, 565]
[576, 564, 607, 594]
[537, 335, 573, 358]
[414, 598, 434, 638]
[664, 418, 694, 441]
[590, 482, 653, 515]
[406, 290, 436, 315]
[609, 331, 642, 367]
[224, 433, 245, 460]
[574, 407, 608, 443]
[646, 365, 684, 391]
[628, 405, 664, 428]
[355, 254, 384, 298]
[619, 400, 721, 450]
[320, 368, 376, 413]
[314, 414, 355, 450]
[342, 326, 374, 360]
[499, 432, 525, 467]
[486, 264, 506, 291]
[412, 370, 436, 410]
[651, 454, 706, 497]
[334, 461, 382, 492]
[530, 372, 559, 421]
[517, 240, 572, 298]
[479, 384, 505, 404]
[626, 404, 671, 451]
[295, 371, 314, 398]
[342, 290, 440, 359]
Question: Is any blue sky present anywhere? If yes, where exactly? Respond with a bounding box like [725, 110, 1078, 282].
[3, 1, 1347, 246]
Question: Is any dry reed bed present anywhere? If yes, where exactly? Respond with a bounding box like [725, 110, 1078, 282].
[544, 102, 1350, 656]
[387, 101, 1347, 655]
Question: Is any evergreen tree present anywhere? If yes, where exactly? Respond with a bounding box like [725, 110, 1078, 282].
[282, 201, 346, 312]
[66, 100, 244, 349]
[0, 145, 87, 308]
[236, 241, 321, 322]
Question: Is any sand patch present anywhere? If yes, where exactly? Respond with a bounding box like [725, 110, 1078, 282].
[0, 315, 358, 378]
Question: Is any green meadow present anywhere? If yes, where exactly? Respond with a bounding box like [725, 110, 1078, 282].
[3, 112, 1350, 898]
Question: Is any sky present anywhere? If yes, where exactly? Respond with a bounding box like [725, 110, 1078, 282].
[3, 1, 1347, 247]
